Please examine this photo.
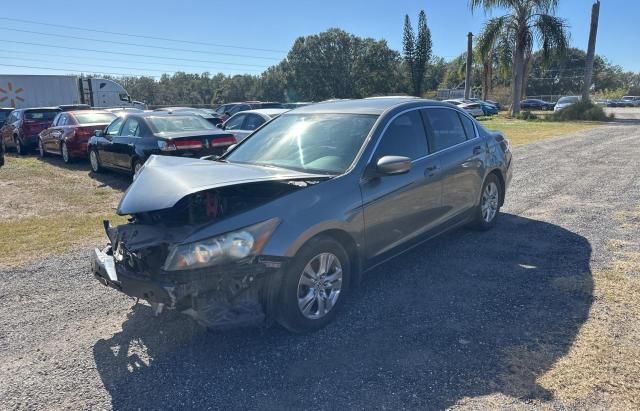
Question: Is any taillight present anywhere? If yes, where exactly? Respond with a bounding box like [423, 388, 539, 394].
[173, 139, 204, 149]
[75, 128, 94, 138]
[209, 135, 236, 147]
[158, 139, 203, 151]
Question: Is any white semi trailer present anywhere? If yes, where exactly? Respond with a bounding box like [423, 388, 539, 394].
[0, 75, 145, 109]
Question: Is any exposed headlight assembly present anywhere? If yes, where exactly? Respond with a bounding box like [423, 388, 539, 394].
[163, 218, 280, 271]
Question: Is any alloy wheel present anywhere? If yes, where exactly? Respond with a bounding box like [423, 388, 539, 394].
[297, 252, 343, 320]
[90, 150, 99, 172]
[62, 143, 69, 163]
[481, 181, 499, 223]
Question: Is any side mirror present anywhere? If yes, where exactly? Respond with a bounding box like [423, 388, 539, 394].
[225, 144, 237, 153]
[376, 156, 411, 176]
[94, 130, 104, 137]
[216, 123, 224, 129]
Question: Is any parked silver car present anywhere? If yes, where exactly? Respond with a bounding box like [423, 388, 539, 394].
[554, 96, 581, 111]
[220, 108, 289, 142]
[91, 98, 512, 333]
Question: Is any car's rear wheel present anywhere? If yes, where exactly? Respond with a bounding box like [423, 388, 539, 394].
[277, 236, 350, 333]
[471, 174, 502, 230]
[38, 139, 47, 158]
[61, 142, 72, 164]
[14, 136, 25, 156]
[131, 158, 143, 180]
[89, 149, 102, 173]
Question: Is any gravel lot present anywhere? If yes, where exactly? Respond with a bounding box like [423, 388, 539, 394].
[1, 120, 639, 410]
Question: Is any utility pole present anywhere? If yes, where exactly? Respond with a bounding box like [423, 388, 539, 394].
[465, 32, 473, 99]
[582, 0, 600, 102]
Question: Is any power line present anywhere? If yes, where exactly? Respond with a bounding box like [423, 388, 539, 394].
[0, 27, 282, 61]
[0, 16, 287, 54]
[0, 62, 160, 78]
[3, 40, 272, 68]
[0, 50, 262, 73]
[0, 55, 257, 75]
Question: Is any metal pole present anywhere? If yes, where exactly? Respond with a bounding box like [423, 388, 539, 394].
[465, 32, 473, 99]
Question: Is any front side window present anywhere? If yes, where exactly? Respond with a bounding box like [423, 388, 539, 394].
[105, 117, 124, 136]
[374, 110, 428, 160]
[422, 108, 468, 152]
[226, 113, 378, 174]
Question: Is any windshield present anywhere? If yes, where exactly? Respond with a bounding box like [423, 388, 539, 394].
[73, 112, 116, 124]
[558, 97, 579, 104]
[25, 110, 60, 121]
[225, 113, 378, 174]
[148, 115, 215, 133]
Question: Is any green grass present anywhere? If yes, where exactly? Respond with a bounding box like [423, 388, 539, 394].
[478, 113, 604, 146]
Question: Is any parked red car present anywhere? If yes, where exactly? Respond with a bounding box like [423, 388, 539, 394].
[38, 110, 117, 163]
[0, 107, 61, 155]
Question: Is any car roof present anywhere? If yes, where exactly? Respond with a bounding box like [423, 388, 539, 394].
[21, 107, 62, 111]
[290, 97, 450, 115]
[67, 110, 115, 116]
[240, 108, 289, 116]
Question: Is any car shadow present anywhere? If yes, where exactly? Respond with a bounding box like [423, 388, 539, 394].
[36, 155, 130, 192]
[93, 214, 592, 409]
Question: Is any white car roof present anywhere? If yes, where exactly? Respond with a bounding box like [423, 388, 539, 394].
[241, 108, 290, 117]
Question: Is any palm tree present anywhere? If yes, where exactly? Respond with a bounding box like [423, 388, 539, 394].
[470, 0, 569, 115]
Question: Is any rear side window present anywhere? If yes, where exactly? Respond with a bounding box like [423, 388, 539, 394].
[422, 108, 468, 152]
[375, 110, 428, 160]
[122, 118, 140, 136]
[458, 113, 477, 139]
[244, 114, 265, 131]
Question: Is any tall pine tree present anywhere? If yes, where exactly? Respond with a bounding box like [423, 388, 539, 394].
[403, 11, 432, 97]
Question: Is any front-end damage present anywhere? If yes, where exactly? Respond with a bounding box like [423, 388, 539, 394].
[91, 170, 326, 329]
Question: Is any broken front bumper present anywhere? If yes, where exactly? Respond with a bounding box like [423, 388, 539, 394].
[91, 246, 287, 329]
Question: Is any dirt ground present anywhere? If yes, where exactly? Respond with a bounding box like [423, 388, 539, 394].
[1, 120, 639, 409]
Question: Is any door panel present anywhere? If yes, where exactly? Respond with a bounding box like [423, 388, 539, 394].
[422, 108, 485, 220]
[361, 110, 443, 264]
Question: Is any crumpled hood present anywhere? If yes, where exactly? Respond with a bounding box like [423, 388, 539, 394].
[117, 155, 326, 215]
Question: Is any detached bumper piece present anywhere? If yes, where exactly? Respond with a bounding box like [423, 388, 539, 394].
[91, 245, 286, 329]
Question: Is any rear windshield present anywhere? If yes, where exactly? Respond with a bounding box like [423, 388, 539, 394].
[558, 96, 579, 104]
[260, 103, 284, 109]
[25, 110, 60, 120]
[73, 112, 116, 124]
[147, 115, 215, 133]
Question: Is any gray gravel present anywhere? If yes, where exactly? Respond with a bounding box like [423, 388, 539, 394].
[1, 122, 639, 410]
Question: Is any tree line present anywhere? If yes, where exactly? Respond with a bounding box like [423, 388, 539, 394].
[105, 4, 638, 109]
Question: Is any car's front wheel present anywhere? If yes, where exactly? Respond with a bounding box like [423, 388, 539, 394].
[38, 139, 47, 158]
[471, 173, 502, 230]
[278, 236, 350, 333]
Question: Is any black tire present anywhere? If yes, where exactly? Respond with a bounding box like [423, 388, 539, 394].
[89, 149, 102, 173]
[277, 236, 350, 333]
[14, 136, 25, 156]
[38, 138, 47, 158]
[470, 173, 502, 231]
[131, 158, 143, 180]
[61, 142, 72, 164]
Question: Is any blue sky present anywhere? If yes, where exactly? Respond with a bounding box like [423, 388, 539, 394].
[0, 0, 638, 78]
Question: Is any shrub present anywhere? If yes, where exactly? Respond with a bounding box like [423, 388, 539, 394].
[550, 101, 612, 122]
[516, 110, 538, 120]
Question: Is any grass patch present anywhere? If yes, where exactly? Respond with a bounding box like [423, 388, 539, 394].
[499, 208, 640, 407]
[0, 155, 128, 268]
[0, 213, 127, 267]
[479, 113, 603, 146]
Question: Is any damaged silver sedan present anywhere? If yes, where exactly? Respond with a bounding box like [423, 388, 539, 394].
[92, 98, 512, 333]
